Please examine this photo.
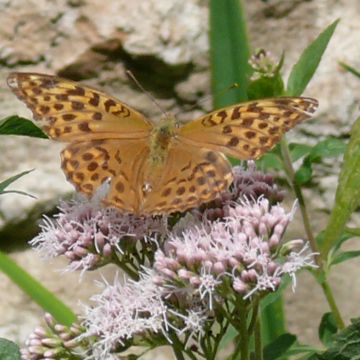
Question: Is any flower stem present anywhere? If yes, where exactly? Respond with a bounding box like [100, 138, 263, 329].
[112, 254, 139, 280]
[280, 139, 345, 328]
[319, 275, 345, 329]
[254, 315, 263, 360]
[247, 297, 259, 335]
[232, 301, 249, 360]
[279, 139, 320, 263]
[169, 332, 186, 360]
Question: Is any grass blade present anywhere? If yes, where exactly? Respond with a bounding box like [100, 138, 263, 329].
[0, 251, 76, 326]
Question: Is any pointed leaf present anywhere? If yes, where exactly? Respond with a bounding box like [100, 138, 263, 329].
[209, 0, 251, 107]
[308, 137, 346, 161]
[0, 170, 34, 193]
[289, 143, 312, 162]
[339, 62, 360, 79]
[322, 117, 360, 256]
[331, 250, 360, 266]
[319, 313, 338, 347]
[263, 333, 297, 360]
[0, 116, 47, 138]
[287, 20, 339, 96]
[0, 190, 36, 198]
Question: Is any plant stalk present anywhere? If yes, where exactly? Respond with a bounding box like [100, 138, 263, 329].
[280, 139, 320, 264]
[254, 315, 263, 360]
[280, 139, 345, 328]
[319, 276, 345, 329]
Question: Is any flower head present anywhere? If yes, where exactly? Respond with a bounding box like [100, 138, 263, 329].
[154, 197, 316, 305]
[80, 272, 169, 359]
[31, 196, 167, 273]
[194, 162, 285, 221]
[249, 49, 278, 79]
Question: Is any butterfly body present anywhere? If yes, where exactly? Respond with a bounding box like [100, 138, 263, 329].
[7, 72, 318, 215]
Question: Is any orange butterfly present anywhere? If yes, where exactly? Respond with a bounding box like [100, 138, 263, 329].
[7, 72, 318, 215]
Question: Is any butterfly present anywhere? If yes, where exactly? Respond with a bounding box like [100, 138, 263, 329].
[7, 72, 318, 215]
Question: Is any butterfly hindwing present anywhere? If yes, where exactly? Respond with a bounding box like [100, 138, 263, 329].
[62, 139, 150, 213]
[140, 141, 233, 214]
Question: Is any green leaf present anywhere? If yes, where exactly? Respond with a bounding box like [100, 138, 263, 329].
[319, 313, 338, 347]
[248, 52, 285, 100]
[316, 230, 355, 254]
[209, 0, 251, 107]
[311, 318, 360, 359]
[280, 343, 319, 358]
[289, 143, 312, 162]
[261, 295, 287, 345]
[263, 333, 297, 360]
[308, 138, 346, 161]
[295, 158, 313, 185]
[247, 74, 284, 100]
[0, 251, 76, 326]
[0, 116, 47, 138]
[331, 250, 360, 266]
[256, 153, 283, 171]
[322, 117, 360, 256]
[339, 62, 360, 79]
[260, 277, 290, 311]
[287, 20, 339, 96]
[294, 138, 346, 185]
[0, 338, 21, 360]
[0, 170, 34, 194]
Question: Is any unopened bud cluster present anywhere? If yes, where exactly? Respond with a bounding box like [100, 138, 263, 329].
[20, 314, 82, 360]
[194, 163, 285, 221]
[249, 48, 278, 78]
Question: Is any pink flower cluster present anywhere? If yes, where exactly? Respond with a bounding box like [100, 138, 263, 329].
[194, 163, 285, 221]
[23, 164, 317, 359]
[31, 198, 167, 273]
[80, 272, 169, 358]
[154, 198, 316, 304]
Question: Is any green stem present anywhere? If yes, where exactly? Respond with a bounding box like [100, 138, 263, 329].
[280, 139, 320, 262]
[212, 319, 230, 359]
[254, 315, 263, 360]
[232, 302, 249, 360]
[280, 139, 345, 328]
[247, 298, 259, 335]
[112, 254, 138, 280]
[319, 276, 345, 329]
[169, 332, 186, 360]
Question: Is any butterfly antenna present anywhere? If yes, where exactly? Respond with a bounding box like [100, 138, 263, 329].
[177, 82, 240, 115]
[126, 70, 168, 118]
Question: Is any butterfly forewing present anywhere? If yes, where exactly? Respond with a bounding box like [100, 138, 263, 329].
[7, 72, 153, 141]
[177, 97, 318, 160]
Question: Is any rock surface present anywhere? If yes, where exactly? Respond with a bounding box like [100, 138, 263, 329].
[0, 0, 359, 356]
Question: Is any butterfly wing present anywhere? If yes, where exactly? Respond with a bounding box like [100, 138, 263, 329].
[7, 72, 153, 141]
[177, 97, 318, 159]
[62, 139, 149, 213]
[140, 142, 233, 214]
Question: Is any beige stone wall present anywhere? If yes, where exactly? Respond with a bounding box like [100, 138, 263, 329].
[0, 0, 359, 355]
